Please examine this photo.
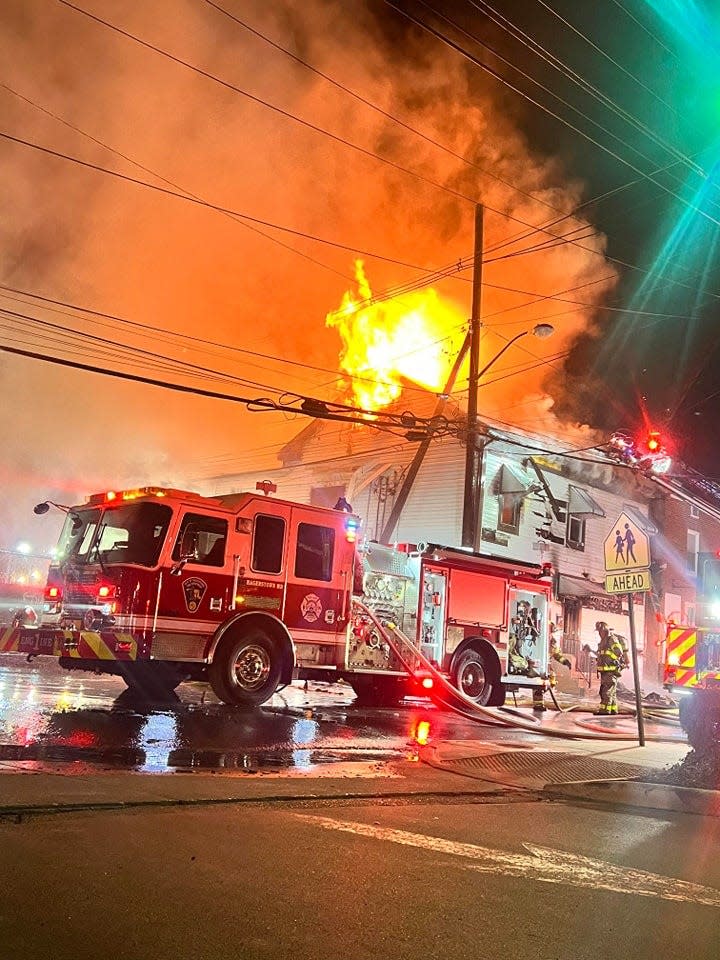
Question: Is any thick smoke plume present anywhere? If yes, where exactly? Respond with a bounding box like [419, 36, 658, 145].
[0, 0, 614, 551]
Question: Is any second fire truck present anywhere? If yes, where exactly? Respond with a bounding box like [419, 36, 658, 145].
[1, 485, 555, 707]
[664, 623, 720, 750]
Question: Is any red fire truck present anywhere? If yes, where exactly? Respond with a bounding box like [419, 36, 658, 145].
[664, 623, 720, 750]
[0, 485, 554, 707]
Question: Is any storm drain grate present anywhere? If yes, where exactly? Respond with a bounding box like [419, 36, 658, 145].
[438, 751, 646, 785]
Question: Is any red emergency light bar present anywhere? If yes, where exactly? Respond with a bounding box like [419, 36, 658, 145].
[86, 487, 208, 505]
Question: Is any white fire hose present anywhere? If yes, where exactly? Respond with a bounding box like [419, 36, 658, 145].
[352, 601, 681, 744]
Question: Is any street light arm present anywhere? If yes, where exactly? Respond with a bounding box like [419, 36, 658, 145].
[474, 330, 528, 383]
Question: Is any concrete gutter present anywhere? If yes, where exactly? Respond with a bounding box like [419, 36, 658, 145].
[545, 778, 720, 818]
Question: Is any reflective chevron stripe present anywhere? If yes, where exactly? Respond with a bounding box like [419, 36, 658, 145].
[665, 628, 697, 686]
[65, 631, 137, 661]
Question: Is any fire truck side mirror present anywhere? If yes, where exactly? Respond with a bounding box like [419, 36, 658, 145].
[170, 526, 200, 575]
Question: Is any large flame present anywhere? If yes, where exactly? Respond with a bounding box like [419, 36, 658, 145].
[326, 260, 466, 410]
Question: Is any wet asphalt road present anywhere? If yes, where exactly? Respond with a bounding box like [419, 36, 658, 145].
[3, 796, 720, 960]
[0, 654, 531, 775]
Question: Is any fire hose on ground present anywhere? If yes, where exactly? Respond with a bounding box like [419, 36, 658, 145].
[352, 601, 683, 744]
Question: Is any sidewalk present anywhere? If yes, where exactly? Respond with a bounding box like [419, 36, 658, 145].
[422, 734, 720, 818]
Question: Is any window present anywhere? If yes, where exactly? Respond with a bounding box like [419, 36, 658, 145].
[687, 529, 700, 575]
[172, 513, 228, 567]
[566, 514, 586, 550]
[69, 503, 172, 567]
[497, 494, 521, 534]
[252, 515, 285, 573]
[295, 523, 335, 581]
[690, 504, 700, 520]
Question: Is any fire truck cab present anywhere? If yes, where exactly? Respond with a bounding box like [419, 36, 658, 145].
[3, 485, 556, 709]
[18, 486, 360, 704]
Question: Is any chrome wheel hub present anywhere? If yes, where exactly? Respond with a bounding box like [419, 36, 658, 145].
[233, 644, 271, 690]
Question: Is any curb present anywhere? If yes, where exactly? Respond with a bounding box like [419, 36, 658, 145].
[544, 779, 720, 818]
[0, 786, 533, 820]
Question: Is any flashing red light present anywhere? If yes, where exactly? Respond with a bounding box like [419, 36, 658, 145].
[421, 677, 434, 690]
[646, 430, 662, 453]
[44, 584, 62, 601]
[106, 490, 117, 501]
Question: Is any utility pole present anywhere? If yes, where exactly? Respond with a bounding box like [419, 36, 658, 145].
[379, 330, 472, 544]
[461, 204, 485, 551]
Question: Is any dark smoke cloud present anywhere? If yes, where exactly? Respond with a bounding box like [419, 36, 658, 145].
[0, 0, 614, 552]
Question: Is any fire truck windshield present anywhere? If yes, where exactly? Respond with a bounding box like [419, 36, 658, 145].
[57, 502, 172, 567]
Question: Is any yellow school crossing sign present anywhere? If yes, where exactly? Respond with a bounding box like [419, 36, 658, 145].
[603, 511, 652, 594]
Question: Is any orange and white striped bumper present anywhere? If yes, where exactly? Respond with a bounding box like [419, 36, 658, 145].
[0, 627, 137, 660]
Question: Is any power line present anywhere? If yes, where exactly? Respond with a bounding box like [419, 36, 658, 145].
[0, 130, 434, 272]
[199, 0, 579, 222]
[0, 284, 466, 399]
[0, 339, 461, 436]
[0, 81, 355, 286]
[52, 0, 632, 254]
[389, 1, 720, 235]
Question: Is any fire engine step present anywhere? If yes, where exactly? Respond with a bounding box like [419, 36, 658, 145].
[428, 749, 647, 787]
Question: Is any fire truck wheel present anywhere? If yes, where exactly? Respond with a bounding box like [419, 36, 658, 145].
[452, 647, 495, 706]
[209, 628, 282, 707]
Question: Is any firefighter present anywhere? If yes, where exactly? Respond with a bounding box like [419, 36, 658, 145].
[594, 621, 629, 716]
[532, 622, 571, 711]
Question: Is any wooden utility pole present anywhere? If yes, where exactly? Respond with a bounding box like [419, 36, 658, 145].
[379, 330, 472, 544]
[461, 204, 485, 551]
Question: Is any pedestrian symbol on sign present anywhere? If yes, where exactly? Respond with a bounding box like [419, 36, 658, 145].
[603, 513, 650, 573]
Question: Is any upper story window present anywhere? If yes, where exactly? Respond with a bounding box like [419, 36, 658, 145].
[295, 522, 335, 581]
[690, 504, 700, 520]
[566, 514, 586, 551]
[252, 515, 285, 574]
[687, 529, 700, 575]
[497, 494, 522, 535]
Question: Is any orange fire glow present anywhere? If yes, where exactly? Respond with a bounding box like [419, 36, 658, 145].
[326, 260, 466, 410]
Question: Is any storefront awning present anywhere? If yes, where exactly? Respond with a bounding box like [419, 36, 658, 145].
[567, 485, 605, 518]
[557, 574, 606, 598]
[494, 464, 528, 495]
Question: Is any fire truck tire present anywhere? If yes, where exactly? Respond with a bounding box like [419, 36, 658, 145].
[452, 647, 496, 706]
[679, 694, 720, 752]
[209, 628, 282, 707]
[349, 676, 408, 707]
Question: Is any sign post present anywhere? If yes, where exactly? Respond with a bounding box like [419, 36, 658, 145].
[603, 510, 653, 746]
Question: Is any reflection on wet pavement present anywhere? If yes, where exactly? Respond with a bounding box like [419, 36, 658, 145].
[1, 655, 488, 775]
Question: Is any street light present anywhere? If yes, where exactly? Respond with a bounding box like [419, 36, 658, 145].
[462, 322, 555, 550]
[477, 323, 555, 381]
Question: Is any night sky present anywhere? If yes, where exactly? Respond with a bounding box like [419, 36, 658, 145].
[2, 0, 720, 550]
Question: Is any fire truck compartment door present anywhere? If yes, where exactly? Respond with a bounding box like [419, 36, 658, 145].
[447, 569, 506, 628]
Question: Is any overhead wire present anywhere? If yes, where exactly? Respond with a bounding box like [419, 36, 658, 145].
[52, 0, 643, 254]
[388, 0, 720, 234]
[425, 0, 693, 186]
[471, 0, 702, 185]
[199, 0, 584, 222]
[0, 81, 355, 286]
[0, 283, 468, 399]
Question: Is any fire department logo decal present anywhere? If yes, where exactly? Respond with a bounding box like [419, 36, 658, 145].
[183, 577, 207, 613]
[300, 593, 323, 623]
